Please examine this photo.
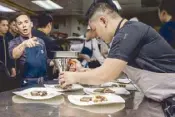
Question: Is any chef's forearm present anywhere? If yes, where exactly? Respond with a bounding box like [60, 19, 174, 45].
[74, 67, 116, 85]
[12, 42, 25, 59]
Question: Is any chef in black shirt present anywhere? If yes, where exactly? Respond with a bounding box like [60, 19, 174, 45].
[0, 16, 16, 77]
[32, 14, 61, 80]
[59, 2, 175, 86]
[32, 14, 62, 59]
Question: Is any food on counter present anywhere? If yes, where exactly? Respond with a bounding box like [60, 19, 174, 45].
[80, 97, 92, 102]
[55, 84, 72, 90]
[31, 91, 47, 96]
[94, 88, 115, 93]
[93, 95, 108, 103]
[119, 84, 126, 88]
[80, 95, 108, 103]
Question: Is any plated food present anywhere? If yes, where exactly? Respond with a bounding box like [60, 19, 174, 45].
[94, 88, 115, 93]
[44, 84, 83, 92]
[54, 84, 72, 90]
[118, 84, 126, 88]
[30, 91, 48, 96]
[13, 88, 62, 100]
[80, 95, 108, 103]
[68, 94, 125, 106]
[100, 82, 138, 91]
[84, 87, 130, 95]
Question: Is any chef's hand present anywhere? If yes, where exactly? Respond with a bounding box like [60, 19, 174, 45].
[49, 60, 54, 66]
[79, 68, 91, 72]
[59, 72, 78, 87]
[22, 37, 39, 48]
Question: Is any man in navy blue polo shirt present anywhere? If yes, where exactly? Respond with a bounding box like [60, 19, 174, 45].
[9, 13, 48, 86]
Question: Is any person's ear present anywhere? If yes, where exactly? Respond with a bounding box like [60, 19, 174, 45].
[99, 16, 108, 28]
[161, 10, 167, 17]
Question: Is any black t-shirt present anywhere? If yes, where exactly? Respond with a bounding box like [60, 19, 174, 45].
[32, 29, 63, 59]
[108, 21, 175, 73]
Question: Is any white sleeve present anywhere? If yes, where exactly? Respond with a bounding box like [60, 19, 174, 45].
[91, 39, 105, 64]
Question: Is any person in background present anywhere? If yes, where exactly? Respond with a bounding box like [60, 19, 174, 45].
[97, 38, 109, 58]
[70, 26, 105, 68]
[0, 16, 16, 78]
[158, 0, 175, 48]
[6, 17, 19, 41]
[32, 14, 61, 80]
[6, 17, 19, 74]
[0, 16, 17, 91]
[32, 13, 63, 59]
[9, 13, 48, 86]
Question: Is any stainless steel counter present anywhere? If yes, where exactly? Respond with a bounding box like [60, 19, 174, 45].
[0, 83, 138, 117]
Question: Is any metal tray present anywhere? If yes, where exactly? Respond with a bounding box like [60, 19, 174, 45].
[52, 51, 79, 58]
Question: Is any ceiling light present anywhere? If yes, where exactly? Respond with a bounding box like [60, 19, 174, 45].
[0, 4, 15, 12]
[113, 0, 122, 10]
[32, 0, 63, 10]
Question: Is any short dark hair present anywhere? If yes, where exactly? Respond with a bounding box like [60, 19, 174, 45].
[85, 0, 118, 22]
[37, 14, 53, 28]
[9, 16, 16, 24]
[159, 0, 175, 17]
[86, 3, 118, 22]
[14, 12, 31, 21]
[0, 16, 8, 23]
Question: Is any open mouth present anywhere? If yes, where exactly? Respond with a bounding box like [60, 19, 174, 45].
[23, 29, 28, 33]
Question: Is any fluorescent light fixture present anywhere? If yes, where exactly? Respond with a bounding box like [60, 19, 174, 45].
[32, 0, 63, 10]
[113, 0, 122, 10]
[0, 4, 15, 12]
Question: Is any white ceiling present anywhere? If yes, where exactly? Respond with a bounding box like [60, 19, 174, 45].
[0, 0, 161, 16]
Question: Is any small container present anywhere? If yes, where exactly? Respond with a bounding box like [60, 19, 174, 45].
[68, 59, 77, 72]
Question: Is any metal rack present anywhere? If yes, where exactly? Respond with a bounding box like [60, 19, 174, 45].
[53, 51, 79, 71]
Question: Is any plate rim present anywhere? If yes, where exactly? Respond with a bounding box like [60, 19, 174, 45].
[13, 87, 62, 100]
[44, 84, 83, 92]
[68, 94, 125, 106]
[83, 87, 130, 95]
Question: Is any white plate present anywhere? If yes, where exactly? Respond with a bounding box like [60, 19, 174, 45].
[125, 84, 139, 91]
[100, 82, 119, 87]
[44, 84, 83, 92]
[101, 82, 138, 91]
[116, 79, 131, 84]
[13, 87, 62, 100]
[83, 87, 130, 95]
[68, 94, 125, 106]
